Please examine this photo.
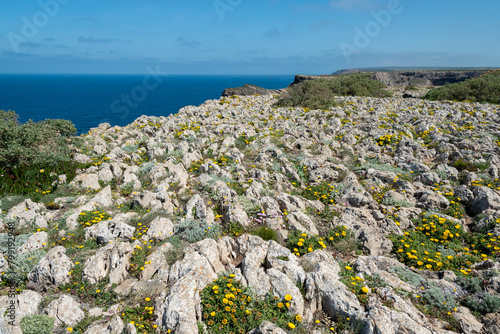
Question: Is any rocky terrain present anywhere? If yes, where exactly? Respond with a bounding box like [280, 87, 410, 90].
[1, 92, 500, 334]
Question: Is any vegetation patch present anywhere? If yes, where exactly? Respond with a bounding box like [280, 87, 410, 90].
[424, 75, 500, 104]
[390, 213, 499, 274]
[199, 273, 302, 333]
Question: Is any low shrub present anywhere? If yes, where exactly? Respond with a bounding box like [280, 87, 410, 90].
[19, 314, 54, 334]
[253, 226, 278, 242]
[174, 219, 221, 243]
[424, 75, 500, 104]
[199, 273, 301, 334]
[275, 74, 391, 109]
[463, 293, 500, 315]
[286, 230, 326, 256]
[301, 182, 344, 205]
[121, 297, 157, 333]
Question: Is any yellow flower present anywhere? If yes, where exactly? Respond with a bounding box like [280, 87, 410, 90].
[222, 319, 228, 325]
[362, 286, 369, 293]
[297, 242, 303, 247]
[96, 289, 100, 293]
[288, 323, 296, 329]
[277, 302, 284, 308]
[67, 328, 73, 332]
[40, 169, 44, 173]
[210, 311, 216, 316]
[284, 294, 292, 301]
[145, 297, 150, 302]
[345, 266, 352, 270]
[447, 255, 453, 260]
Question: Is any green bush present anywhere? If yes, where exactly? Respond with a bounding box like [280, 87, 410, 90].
[253, 226, 278, 242]
[3, 249, 47, 285]
[174, 219, 221, 243]
[0, 110, 82, 198]
[199, 273, 301, 333]
[286, 230, 326, 256]
[20, 314, 54, 334]
[463, 293, 500, 315]
[424, 75, 500, 104]
[0, 110, 76, 170]
[275, 74, 391, 109]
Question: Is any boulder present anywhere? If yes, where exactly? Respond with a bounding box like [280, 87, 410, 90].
[28, 246, 74, 286]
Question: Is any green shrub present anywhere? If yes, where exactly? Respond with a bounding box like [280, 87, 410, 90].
[77, 210, 112, 228]
[286, 230, 325, 256]
[121, 297, 157, 332]
[301, 182, 345, 205]
[0, 110, 76, 170]
[20, 314, 54, 334]
[0, 110, 84, 198]
[457, 276, 482, 294]
[2, 249, 46, 285]
[174, 219, 221, 243]
[381, 197, 413, 208]
[424, 75, 500, 104]
[326, 225, 353, 243]
[463, 293, 500, 315]
[421, 285, 457, 311]
[199, 273, 301, 334]
[253, 226, 278, 242]
[275, 74, 391, 109]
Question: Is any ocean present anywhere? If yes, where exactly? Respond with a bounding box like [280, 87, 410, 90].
[0, 74, 293, 135]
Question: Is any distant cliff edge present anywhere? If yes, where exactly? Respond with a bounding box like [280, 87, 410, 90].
[292, 70, 492, 88]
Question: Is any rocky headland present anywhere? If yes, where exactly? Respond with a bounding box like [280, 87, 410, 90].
[1, 89, 500, 334]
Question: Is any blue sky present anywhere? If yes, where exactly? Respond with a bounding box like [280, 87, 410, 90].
[0, 0, 499, 74]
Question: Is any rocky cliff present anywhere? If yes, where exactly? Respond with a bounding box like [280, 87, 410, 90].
[292, 70, 488, 88]
[1, 93, 500, 334]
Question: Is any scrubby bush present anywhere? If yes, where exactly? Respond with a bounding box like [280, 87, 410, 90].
[253, 226, 278, 242]
[174, 219, 221, 243]
[275, 74, 392, 109]
[3, 249, 47, 284]
[20, 314, 54, 334]
[424, 75, 500, 104]
[200, 273, 301, 333]
[463, 293, 500, 315]
[0, 110, 82, 197]
[0, 110, 76, 170]
[286, 230, 326, 256]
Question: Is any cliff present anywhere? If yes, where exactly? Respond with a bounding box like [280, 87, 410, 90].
[292, 70, 489, 88]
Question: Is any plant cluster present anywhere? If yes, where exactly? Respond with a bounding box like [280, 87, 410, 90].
[301, 182, 344, 205]
[424, 75, 500, 105]
[62, 263, 119, 310]
[390, 213, 499, 274]
[286, 230, 326, 256]
[121, 297, 158, 333]
[77, 210, 112, 227]
[199, 273, 301, 333]
[19, 314, 55, 334]
[174, 219, 221, 243]
[275, 74, 391, 110]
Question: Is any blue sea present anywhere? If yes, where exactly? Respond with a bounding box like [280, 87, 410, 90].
[0, 74, 293, 135]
